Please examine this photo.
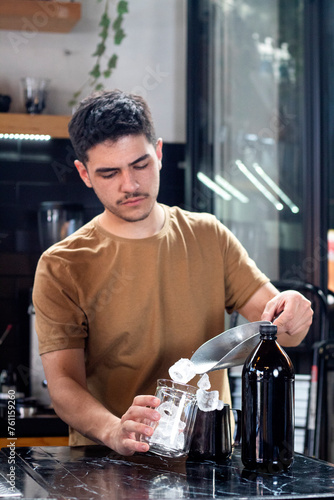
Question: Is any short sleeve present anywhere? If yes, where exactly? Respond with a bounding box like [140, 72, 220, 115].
[33, 252, 88, 355]
[220, 224, 269, 313]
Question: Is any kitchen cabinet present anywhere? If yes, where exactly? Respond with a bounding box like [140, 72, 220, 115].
[0, 1, 81, 33]
[0, 113, 71, 138]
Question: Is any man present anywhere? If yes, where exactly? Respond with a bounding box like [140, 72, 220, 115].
[33, 90, 313, 456]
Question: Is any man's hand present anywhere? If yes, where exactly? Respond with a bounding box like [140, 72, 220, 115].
[238, 283, 314, 346]
[261, 290, 313, 339]
[108, 395, 161, 456]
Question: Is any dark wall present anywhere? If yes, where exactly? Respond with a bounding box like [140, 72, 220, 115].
[0, 137, 185, 394]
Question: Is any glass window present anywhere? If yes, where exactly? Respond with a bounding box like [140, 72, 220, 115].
[190, 0, 305, 281]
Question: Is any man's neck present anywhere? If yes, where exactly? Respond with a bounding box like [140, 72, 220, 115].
[98, 203, 165, 239]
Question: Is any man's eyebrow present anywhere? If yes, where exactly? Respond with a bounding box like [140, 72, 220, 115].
[94, 153, 151, 173]
[95, 167, 116, 173]
[128, 153, 150, 166]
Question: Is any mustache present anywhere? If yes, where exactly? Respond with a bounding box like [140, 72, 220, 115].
[117, 193, 149, 205]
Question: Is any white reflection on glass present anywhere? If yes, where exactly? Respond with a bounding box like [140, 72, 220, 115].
[197, 172, 232, 201]
[215, 175, 249, 203]
[235, 160, 283, 211]
[252, 163, 299, 214]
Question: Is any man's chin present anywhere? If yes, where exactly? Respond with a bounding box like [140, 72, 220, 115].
[107, 206, 153, 224]
[120, 213, 151, 223]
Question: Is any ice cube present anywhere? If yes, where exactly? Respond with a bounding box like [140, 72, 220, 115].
[152, 429, 185, 451]
[217, 400, 224, 411]
[196, 388, 219, 412]
[150, 428, 163, 444]
[197, 373, 211, 390]
[157, 402, 177, 420]
[150, 418, 186, 450]
[178, 420, 186, 431]
[155, 420, 174, 438]
[168, 358, 197, 383]
[175, 432, 185, 450]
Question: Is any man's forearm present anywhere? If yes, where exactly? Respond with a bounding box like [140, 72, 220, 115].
[40, 348, 160, 455]
[48, 376, 119, 447]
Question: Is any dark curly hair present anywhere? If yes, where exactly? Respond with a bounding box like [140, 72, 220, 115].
[68, 90, 157, 165]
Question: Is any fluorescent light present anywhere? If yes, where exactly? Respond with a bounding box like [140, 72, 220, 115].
[0, 133, 51, 141]
[253, 163, 299, 214]
[235, 160, 283, 211]
[215, 174, 249, 203]
[197, 172, 232, 200]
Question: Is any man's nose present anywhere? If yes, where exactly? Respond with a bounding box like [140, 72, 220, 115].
[120, 170, 139, 192]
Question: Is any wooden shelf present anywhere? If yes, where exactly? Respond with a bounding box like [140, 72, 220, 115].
[0, 436, 69, 448]
[0, 113, 71, 138]
[0, 1, 81, 33]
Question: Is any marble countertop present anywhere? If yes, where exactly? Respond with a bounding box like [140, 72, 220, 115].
[0, 445, 334, 499]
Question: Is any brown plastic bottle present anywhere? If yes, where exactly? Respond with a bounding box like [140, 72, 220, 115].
[241, 323, 295, 472]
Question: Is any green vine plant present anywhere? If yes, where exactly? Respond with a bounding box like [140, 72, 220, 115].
[68, 0, 128, 108]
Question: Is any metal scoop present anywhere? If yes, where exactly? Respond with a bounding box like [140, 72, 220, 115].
[190, 320, 271, 374]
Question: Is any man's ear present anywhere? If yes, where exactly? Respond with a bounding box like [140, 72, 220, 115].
[74, 160, 93, 188]
[156, 138, 163, 169]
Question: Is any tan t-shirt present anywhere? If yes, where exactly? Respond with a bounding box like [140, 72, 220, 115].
[33, 205, 269, 445]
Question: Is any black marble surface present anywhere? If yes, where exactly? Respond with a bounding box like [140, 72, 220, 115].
[0, 445, 334, 499]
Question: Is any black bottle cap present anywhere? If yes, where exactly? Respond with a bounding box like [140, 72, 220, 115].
[259, 323, 277, 339]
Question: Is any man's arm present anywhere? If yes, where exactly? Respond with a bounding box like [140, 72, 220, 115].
[41, 348, 160, 455]
[238, 282, 313, 347]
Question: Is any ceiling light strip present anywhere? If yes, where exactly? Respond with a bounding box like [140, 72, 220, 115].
[0, 133, 51, 141]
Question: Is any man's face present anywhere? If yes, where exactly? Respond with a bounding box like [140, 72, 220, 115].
[75, 134, 162, 224]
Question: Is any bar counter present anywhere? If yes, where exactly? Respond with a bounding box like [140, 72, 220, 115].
[0, 444, 334, 499]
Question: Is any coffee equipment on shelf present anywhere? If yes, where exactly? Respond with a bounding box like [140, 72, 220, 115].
[29, 202, 84, 405]
[38, 201, 84, 251]
[21, 77, 50, 114]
